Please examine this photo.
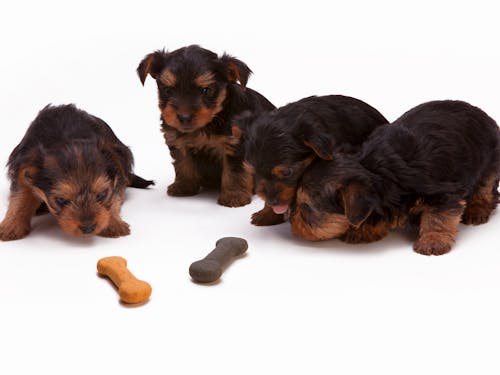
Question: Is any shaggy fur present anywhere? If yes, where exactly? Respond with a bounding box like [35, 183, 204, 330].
[235, 95, 388, 225]
[0, 104, 153, 241]
[137, 45, 275, 207]
[291, 100, 500, 255]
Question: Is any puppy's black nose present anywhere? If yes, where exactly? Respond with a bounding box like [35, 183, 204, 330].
[178, 113, 193, 125]
[267, 198, 280, 206]
[79, 224, 96, 234]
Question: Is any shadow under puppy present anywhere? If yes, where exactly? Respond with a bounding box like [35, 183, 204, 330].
[0, 104, 153, 241]
[234, 95, 388, 226]
[137, 45, 275, 207]
[291, 100, 500, 255]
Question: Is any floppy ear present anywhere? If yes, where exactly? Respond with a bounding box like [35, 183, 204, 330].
[303, 135, 335, 160]
[341, 182, 375, 227]
[296, 112, 336, 160]
[220, 54, 252, 87]
[137, 50, 167, 85]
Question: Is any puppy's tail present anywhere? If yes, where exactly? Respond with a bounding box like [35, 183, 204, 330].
[128, 173, 155, 189]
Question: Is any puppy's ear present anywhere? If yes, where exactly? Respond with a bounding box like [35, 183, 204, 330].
[220, 54, 252, 87]
[137, 50, 167, 85]
[341, 182, 374, 227]
[99, 141, 130, 182]
[303, 135, 335, 160]
[297, 112, 335, 160]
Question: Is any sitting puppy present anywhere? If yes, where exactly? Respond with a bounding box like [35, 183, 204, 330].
[291, 100, 500, 255]
[0, 104, 153, 241]
[236, 95, 388, 226]
[137, 45, 275, 207]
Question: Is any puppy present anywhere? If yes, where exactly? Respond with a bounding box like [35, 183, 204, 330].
[0, 104, 153, 241]
[291, 100, 500, 255]
[235, 95, 388, 226]
[137, 45, 275, 207]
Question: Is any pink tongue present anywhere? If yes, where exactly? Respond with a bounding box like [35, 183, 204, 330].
[271, 204, 289, 214]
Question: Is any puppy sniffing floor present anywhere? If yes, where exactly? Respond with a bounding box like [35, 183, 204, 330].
[0, 104, 153, 241]
[137, 45, 275, 207]
[291, 100, 500, 255]
[234, 95, 388, 226]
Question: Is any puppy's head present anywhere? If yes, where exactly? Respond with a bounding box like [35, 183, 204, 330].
[293, 156, 381, 239]
[21, 140, 127, 237]
[234, 105, 337, 215]
[137, 45, 251, 133]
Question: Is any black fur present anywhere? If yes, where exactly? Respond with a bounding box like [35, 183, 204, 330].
[294, 100, 500, 254]
[137, 45, 275, 207]
[7, 104, 153, 192]
[237, 95, 388, 225]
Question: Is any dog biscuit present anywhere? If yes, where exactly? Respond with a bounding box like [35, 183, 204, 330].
[97, 256, 152, 304]
[189, 237, 248, 283]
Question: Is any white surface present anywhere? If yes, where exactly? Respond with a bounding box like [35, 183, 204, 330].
[1, 1, 499, 374]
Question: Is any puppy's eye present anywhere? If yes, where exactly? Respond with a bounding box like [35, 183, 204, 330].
[160, 85, 172, 95]
[96, 189, 108, 202]
[201, 87, 213, 96]
[55, 197, 70, 207]
[282, 168, 293, 178]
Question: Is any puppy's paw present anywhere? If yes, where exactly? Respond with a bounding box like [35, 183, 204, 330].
[413, 234, 452, 256]
[99, 220, 130, 238]
[0, 221, 30, 241]
[461, 204, 491, 225]
[167, 182, 200, 197]
[218, 192, 251, 207]
[251, 208, 285, 226]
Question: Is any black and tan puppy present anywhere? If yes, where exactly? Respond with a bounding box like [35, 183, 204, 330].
[236, 95, 388, 226]
[291, 100, 500, 255]
[0, 104, 153, 241]
[137, 45, 275, 207]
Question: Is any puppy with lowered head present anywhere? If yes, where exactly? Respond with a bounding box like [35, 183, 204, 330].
[0, 104, 153, 241]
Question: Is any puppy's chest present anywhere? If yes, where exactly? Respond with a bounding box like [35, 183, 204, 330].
[163, 128, 232, 158]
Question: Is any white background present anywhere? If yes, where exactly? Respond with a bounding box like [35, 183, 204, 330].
[1, 1, 499, 374]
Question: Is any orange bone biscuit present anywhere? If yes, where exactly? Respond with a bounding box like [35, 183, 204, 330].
[97, 256, 152, 304]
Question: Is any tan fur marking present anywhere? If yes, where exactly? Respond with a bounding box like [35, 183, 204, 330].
[195, 71, 216, 87]
[290, 188, 350, 241]
[218, 155, 253, 207]
[251, 205, 286, 226]
[462, 175, 498, 225]
[159, 69, 176, 86]
[0, 187, 41, 241]
[413, 201, 465, 255]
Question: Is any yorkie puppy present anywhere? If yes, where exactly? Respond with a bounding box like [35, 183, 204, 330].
[0, 104, 153, 241]
[291, 100, 500, 255]
[234, 95, 388, 225]
[137, 44, 275, 207]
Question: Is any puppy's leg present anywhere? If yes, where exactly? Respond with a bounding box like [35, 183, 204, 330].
[413, 201, 465, 256]
[218, 154, 252, 207]
[167, 147, 201, 196]
[251, 205, 285, 226]
[462, 175, 498, 225]
[99, 216, 130, 238]
[0, 187, 41, 241]
[98, 191, 130, 238]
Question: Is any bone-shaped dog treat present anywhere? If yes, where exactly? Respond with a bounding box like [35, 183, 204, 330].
[189, 237, 248, 283]
[97, 256, 152, 304]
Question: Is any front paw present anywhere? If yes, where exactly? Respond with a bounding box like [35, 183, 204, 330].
[0, 221, 30, 241]
[167, 181, 200, 197]
[413, 233, 452, 256]
[218, 192, 252, 207]
[98, 220, 130, 238]
[251, 207, 285, 226]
